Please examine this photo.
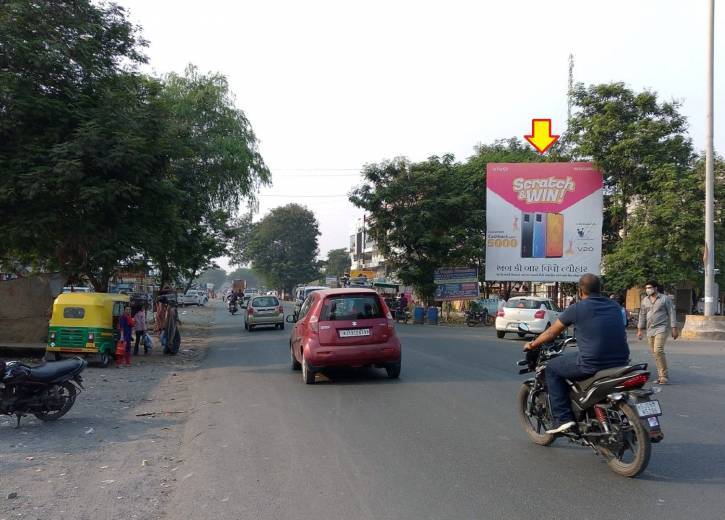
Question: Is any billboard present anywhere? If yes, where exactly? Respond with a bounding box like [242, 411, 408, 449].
[485, 163, 603, 282]
[434, 267, 480, 301]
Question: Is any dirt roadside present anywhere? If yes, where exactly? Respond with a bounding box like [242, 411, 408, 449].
[0, 302, 218, 520]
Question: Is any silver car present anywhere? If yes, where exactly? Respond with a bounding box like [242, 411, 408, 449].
[245, 295, 284, 331]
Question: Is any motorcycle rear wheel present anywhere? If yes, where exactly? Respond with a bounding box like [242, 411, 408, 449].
[601, 403, 651, 478]
[33, 382, 77, 421]
[517, 383, 556, 446]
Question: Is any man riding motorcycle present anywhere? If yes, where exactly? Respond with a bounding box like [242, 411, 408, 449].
[524, 273, 630, 434]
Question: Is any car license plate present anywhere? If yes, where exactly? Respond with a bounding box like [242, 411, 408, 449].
[636, 400, 662, 417]
[508, 323, 520, 330]
[339, 328, 371, 338]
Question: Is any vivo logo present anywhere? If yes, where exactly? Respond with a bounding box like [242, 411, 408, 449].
[577, 246, 594, 252]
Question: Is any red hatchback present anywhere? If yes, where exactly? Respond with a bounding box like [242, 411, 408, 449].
[287, 288, 402, 384]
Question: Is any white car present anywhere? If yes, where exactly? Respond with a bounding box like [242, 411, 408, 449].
[182, 290, 208, 306]
[495, 296, 560, 339]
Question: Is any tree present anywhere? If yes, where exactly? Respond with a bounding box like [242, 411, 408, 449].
[148, 66, 271, 287]
[226, 267, 263, 289]
[603, 156, 725, 291]
[324, 248, 351, 279]
[565, 83, 693, 252]
[195, 267, 227, 290]
[350, 139, 543, 300]
[0, 0, 162, 289]
[236, 204, 320, 294]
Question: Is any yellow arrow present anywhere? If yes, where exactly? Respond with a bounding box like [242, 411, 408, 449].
[524, 119, 560, 154]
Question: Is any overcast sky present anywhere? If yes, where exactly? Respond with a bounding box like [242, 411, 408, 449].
[117, 0, 724, 271]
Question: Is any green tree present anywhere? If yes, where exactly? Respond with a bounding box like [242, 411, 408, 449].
[603, 156, 725, 291]
[324, 248, 351, 279]
[195, 267, 228, 289]
[565, 83, 693, 251]
[236, 204, 320, 294]
[350, 139, 542, 300]
[0, 0, 163, 289]
[149, 66, 271, 287]
[226, 267, 263, 290]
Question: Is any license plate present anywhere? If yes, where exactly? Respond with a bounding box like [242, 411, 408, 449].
[339, 328, 371, 338]
[508, 323, 520, 330]
[636, 400, 662, 417]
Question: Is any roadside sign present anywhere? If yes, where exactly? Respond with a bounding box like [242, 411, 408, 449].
[434, 267, 480, 301]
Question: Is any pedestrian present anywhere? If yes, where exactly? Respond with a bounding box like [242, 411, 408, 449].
[133, 304, 148, 356]
[637, 280, 678, 385]
[118, 305, 135, 367]
[610, 293, 627, 327]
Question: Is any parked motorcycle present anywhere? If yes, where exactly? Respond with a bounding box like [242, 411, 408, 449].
[516, 324, 663, 477]
[465, 308, 491, 327]
[1, 357, 87, 427]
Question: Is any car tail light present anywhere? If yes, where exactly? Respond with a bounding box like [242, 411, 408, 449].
[87, 332, 95, 343]
[247, 306, 254, 315]
[620, 373, 649, 389]
[277, 305, 284, 314]
[534, 310, 545, 319]
[386, 310, 395, 331]
[496, 309, 505, 317]
[309, 314, 319, 333]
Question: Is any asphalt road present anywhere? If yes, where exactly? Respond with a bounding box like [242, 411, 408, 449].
[166, 303, 725, 520]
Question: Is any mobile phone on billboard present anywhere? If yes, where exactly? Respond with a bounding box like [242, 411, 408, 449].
[521, 212, 533, 258]
[533, 213, 546, 258]
[546, 213, 564, 258]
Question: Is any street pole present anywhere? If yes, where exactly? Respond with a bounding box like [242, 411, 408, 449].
[704, 0, 716, 316]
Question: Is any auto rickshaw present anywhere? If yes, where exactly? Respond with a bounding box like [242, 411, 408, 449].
[46, 292, 130, 367]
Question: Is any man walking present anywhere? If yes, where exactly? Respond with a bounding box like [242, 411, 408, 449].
[637, 281, 678, 385]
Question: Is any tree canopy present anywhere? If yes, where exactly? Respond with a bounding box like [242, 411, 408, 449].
[323, 248, 351, 279]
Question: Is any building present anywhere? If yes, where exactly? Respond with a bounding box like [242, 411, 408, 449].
[348, 215, 388, 282]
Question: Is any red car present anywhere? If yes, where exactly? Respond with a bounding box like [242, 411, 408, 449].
[287, 288, 402, 384]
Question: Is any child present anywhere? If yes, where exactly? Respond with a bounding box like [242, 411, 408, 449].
[133, 305, 147, 355]
[118, 306, 135, 366]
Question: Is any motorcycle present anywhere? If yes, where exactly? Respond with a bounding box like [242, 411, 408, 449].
[1, 357, 87, 427]
[516, 323, 663, 478]
[465, 308, 491, 327]
[228, 300, 238, 315]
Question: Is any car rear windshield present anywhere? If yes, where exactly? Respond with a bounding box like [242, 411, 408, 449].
[252, 296, 279, 307]
[304, 288, 324, 298]
[504, 299, 543, 309]
[320, 295, 384, 321]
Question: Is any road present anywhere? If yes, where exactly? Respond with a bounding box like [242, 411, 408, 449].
[166, 303, 725, 520]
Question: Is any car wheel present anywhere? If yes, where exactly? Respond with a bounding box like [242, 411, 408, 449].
[517, 332, 526, 338]
[291, 345, 301, 371]
[244, 322, 248, 330]
[98, 351, 112, 368]
[302, 353, 315, 384]
[248, 325, 254, 332]
[386, 363, 401, 379]
[279, 321, 285, 331]
[496, 331, 506, 339]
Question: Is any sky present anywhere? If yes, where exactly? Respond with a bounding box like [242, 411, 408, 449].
[117, 0, 724, 271]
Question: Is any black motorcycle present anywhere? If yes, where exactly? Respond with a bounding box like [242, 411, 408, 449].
[1, 357, 87, 426]
[516, 324, 663, 477]
[465, 308, 491, 327]
[228, 300, 238, 315]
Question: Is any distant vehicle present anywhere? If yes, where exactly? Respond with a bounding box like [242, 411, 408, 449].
[287, 288, 401, 384]
[266, 290, 278, 297]
[245, 295, 284, 331]
[293, 285, 327, 318]
[232, 279, 246, 294]
[62, 286, 93, 293]
[182, 290, 208, 306]
[495, 296, 560, 339]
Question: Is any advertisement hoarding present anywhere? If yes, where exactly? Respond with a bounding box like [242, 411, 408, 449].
[434, 267, 480, 301]
[485, 163, 603, 282]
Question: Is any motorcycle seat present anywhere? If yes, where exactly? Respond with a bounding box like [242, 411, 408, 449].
[573, 365, 637, 391]
[27, 358, 85, 382]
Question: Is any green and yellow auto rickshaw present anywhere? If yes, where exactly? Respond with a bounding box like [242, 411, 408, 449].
[46, 292, 130, 367]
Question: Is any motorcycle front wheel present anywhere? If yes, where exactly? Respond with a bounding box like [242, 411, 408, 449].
[600, 402, 651, 478]
[517, 383, 556, 446]
[33, 382, 77, 421]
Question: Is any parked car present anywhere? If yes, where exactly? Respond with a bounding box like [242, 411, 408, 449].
[182, 290, 208, 306]
[293, 285, 327, 318]
[495, 296, 560, 339]
[287, 288, 402, 384]
[245, 295, 284, 331]
[62, 286, 93, 293]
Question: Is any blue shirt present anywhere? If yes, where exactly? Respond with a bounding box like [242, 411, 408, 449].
[558, 295, 630, 371]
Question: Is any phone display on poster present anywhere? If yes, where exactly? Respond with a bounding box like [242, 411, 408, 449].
[485, 162, 603, 282]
